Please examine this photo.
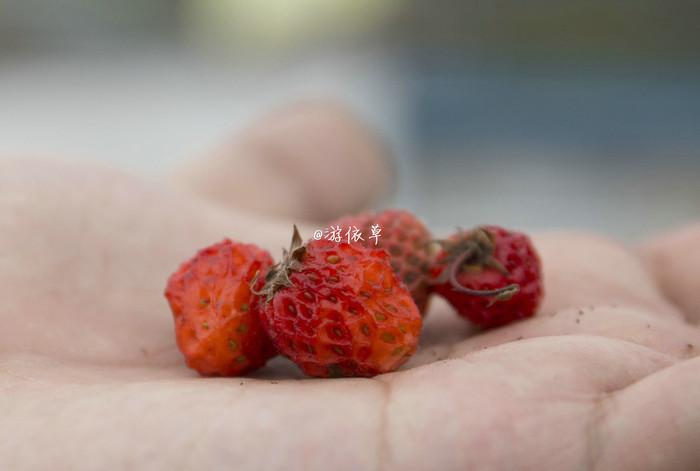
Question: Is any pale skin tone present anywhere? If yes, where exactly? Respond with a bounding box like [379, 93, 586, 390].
[1, 103, 700, 471]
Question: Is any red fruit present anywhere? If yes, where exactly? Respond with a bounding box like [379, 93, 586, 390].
[257, 227, 422, 378]
[329, 209, 434, 314]
[164, 240, 276, 376]
[431, 225, 543, 328]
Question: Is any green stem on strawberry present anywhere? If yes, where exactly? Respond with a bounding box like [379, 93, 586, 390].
[433, 227, 521, 303]
[448, 248, 520, 301]
[251, 225, 306, 302]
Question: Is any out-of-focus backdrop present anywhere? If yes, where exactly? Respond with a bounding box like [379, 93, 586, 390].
[2, 0, 699, 239]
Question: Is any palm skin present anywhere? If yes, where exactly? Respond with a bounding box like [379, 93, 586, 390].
[2, 107, 700, 471]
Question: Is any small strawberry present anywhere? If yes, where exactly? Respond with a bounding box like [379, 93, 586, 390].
[165, 240, 276, 376]
[329, 209, 434, 314]
[256, 226, 422, 378]
[430, 225, 543, 328]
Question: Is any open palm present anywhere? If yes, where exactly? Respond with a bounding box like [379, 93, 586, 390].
[2, 105, 699, 471]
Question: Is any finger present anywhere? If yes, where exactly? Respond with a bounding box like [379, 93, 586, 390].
[171, 101, 394, 222]
[640, 223, 700, 324]
[0, 158, 312, 366]
[535, 232, 681, 320]
[592, 355, 700, 470]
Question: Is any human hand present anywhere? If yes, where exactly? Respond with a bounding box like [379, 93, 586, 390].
[2, 104, 699, 471]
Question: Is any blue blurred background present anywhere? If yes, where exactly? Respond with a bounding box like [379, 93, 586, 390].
[2, 0, 699, 239]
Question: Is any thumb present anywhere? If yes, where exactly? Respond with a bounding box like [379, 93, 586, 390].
[171, 101, 395, 222]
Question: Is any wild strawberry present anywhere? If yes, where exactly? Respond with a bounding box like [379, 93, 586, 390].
[329, 209, 434, 314]
[164, 240, 276, 376]
[430, 225, 543, 328]
[256, 227, 422, 378]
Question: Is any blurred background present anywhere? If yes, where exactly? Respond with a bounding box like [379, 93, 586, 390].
[2, 0, 699, 239]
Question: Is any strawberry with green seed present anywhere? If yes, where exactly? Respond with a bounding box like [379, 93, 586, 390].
[165, 239, 277, 376]
[256, 226, 422, 378]
[430, 225, 543, 328]
[329, 209, 435, 314]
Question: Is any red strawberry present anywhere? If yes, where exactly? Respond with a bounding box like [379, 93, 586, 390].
[256, 226, 422, 378]
[430, 225, 543, 328]
[165, 240, 276, 376]
[329, 209, 434, 314]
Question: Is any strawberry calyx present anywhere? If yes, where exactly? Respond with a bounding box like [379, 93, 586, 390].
[434, 227, 520, 302]
[252, 225, 306, 303]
